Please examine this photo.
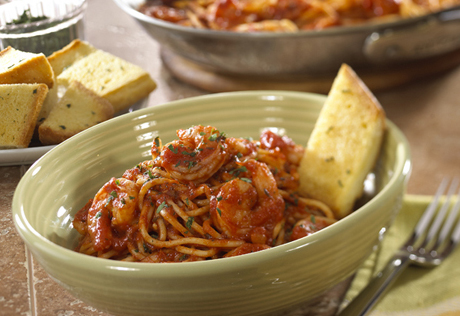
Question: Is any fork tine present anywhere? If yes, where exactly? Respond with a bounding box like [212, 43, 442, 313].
[437, 178, 460, 244]
[425, 177, 460, 255]
[450, 195, 460, 242]
[424, 178, 459, 242]
[438, 186, 460, 258]
[406, 177, 449, 248]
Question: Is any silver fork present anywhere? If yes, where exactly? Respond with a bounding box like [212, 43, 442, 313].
[338, 177, 460, 316]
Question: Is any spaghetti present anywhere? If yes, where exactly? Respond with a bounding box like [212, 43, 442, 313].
[138, 0, 460, 32]
[73, 125, 336, 262]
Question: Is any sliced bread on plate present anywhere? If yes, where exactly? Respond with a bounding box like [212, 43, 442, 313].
[0, 83, 49, 148]
[39, 81, 114, 145]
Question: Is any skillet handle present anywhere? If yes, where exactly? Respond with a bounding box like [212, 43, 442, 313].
[363, 8, 460, 63]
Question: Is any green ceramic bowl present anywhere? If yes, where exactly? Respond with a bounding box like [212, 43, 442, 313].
[12, 91, 411, 316]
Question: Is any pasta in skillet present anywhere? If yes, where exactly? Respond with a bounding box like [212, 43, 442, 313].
[138, 0, 460, 32]
[73, 125, 336, 262]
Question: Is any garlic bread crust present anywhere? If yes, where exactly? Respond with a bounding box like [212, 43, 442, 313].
[47, 39, 97, 76]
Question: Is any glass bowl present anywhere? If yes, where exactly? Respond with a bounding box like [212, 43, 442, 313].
[0, 0, 87, 56]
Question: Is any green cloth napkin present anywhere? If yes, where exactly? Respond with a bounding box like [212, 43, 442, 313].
[345, 195, 460, 316]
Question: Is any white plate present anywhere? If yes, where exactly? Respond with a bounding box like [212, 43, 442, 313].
[0, 98, 150, 167]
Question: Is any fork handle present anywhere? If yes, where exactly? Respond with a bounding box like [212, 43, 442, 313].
[338, 253, 411, 316]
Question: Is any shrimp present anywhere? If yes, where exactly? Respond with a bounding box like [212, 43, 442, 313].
[259, 130, 304, 165]
[289, 215, 336, 241]
[225, 136, 258, 160]
[257, 130, 304, 191]
[87, 177, 139, 252]
[160, 125, 228, 183]
[214, 159, 284, 245]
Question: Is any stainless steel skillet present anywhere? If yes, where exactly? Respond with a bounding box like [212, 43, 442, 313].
[114, 0, 460, 76]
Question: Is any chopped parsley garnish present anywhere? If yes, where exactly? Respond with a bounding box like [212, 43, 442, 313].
[216, 208, 222, 216]
[293, 197, 299, 206]
[156, 201, 167, 214]
[154, 137, 160, 147]
[95, 211, 102, 219]
[182, 151, 197, 157]
[229, 166, 247, 177]
[105, 191, 117, 207]
[168, 144, 178, 154]
[185, 217, 194, 230]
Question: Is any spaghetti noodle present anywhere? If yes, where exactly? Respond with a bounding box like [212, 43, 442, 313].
[73, 125, 336, 262]
[138, 0, 460, 32]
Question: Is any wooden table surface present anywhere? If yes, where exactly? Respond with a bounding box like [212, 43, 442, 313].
[1, 0, 459, 315]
